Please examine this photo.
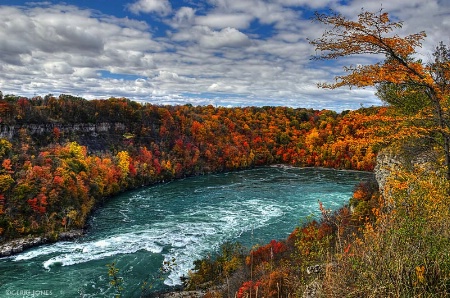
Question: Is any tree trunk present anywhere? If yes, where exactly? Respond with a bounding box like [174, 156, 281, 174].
[428, 89, 450, 180]
[444, 137, 450, 181]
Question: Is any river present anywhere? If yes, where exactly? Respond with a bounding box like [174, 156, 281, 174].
[0, 166, 372, 297]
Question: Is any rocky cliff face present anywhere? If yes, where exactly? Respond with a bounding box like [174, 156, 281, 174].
[0, 122, 128, 151]
[0, 122, 126, 139]
[374, 145, 438, 202]
[373, 148, 404, 201]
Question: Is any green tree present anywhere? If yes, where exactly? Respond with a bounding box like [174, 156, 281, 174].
[310, 9, 450, 179]
[376, 82, 430, 115]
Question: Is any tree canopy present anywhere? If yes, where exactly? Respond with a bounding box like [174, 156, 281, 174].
[310, 9, 450, 179]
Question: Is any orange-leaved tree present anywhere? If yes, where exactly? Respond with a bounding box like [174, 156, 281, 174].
[310, 9, 450, 179]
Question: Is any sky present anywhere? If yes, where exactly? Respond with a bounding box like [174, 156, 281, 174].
[0, 0, 449, 111]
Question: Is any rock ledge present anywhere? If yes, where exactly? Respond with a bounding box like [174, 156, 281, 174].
[0, 230, 83, 258]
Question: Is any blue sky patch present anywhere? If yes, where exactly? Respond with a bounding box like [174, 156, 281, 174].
[99, 70, 144, 81]
[0, 0, 448, 111]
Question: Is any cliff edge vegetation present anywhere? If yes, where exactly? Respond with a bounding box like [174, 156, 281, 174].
[183, 8, 450, 298]
[0, 95, 387, 244]
[183, 140, 449, 298]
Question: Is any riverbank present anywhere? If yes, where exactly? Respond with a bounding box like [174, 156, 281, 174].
[157, 290, 205, 298]
[0, 165, 371, 259]
[0, 167, 371, 297]
[0, 229, 83, 257]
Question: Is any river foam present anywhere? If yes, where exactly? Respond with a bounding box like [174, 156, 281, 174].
[2, 167, 373, 296]
[12, 197, 286, 285]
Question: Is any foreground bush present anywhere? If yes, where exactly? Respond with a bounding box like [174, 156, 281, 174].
[324, 154, 450, 297]
[189, 146, 450, 297]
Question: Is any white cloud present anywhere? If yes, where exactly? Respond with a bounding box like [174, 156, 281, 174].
[199, 27, 252, 48]
[155, 70, 196, 83]
[43, 62, 74, 75]
[170, 25, 252, 49]
[173, 7, 196, 28]
[127, 0, 172, 15]
[205, 0, 297, 28]
[0, 4, 164, 69]
[73, 68, 99, 78]
[208, 83, 220, 91]
[208, 82, 234, 92]
[1, 0, 449, 111]
[195, 13, 254, 29]
[277, 0, 336, 8]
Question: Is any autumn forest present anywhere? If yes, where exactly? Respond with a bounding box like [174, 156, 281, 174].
[0, 93, 381, 240]
[1, 8, 450, 298]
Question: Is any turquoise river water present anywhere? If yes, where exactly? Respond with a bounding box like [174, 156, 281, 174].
[0, 166, 372, 297]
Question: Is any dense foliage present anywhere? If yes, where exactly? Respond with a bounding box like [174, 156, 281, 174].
[0, 7, 447, 298]
[311, 9, 450, 179]
[188, 152, 450, 297]
[182, 9, 450, 298]
[0, 94, 385, 241]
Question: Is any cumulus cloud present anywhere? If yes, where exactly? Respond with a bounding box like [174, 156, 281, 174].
[43, 62, 74, 75]
[127, 0, 172, 15]
[0, 3, 166, 97]
[170, 25, 252, 49]
[277, 0, 336, 9]
[173, 7, 196, 28]
[199, 27, 252, 48]
[155, 70, 196, 83]
[208, 82, 234, 92]
[195, 13, 254, 29]
[205, 0, 297, 28]
[1, 0, 449, 110]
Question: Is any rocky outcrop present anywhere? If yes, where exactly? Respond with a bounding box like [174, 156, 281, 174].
[373, 148, 405, 200]
[374, 146, 438, 201]
[302, 279, 322, 298]
[157, 290, 205, 298]
[0, 230, 83, 258]
[0, 122, 126, 139]
[306, 264, 324, 275]
[302, 263, 338, 298]
[0, 122, 130, 151]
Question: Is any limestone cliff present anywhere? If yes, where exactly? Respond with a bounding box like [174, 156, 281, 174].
[374, 144, 439, 201]
[0, 122, 128, 151]
[373, 148, 405, 201]
[0, 122, 128, 138]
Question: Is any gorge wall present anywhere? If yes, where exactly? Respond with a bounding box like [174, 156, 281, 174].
[0, 122, 128, 151]
[374, 145, 439, 202]
[0, 122, 127, 139]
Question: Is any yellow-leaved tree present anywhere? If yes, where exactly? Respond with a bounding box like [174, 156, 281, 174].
[310, 9, 450, 179]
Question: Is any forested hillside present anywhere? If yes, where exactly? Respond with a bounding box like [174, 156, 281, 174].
[4, 90, 448, 298]
[0, 93, 385, 241]
[181, 9, 450, 298]
[0, 4, 449, 297]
